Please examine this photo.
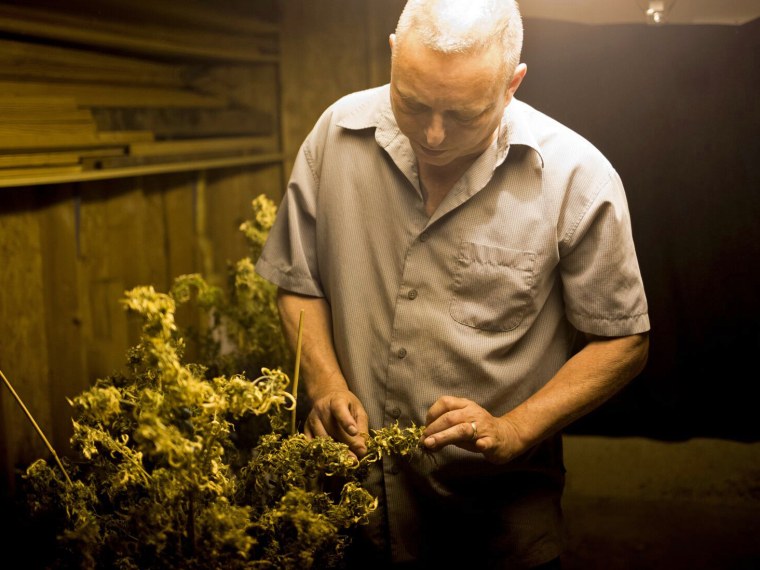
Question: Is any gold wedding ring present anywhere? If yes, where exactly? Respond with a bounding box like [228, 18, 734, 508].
[470, 421, 478, 441]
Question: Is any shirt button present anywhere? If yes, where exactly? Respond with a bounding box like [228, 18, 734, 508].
[407, 289, 418, 300]
[419, 232, 429, 242]
[397, 347, 407, 359]
[390, 407, 401, 419]
[390, 464, 400, 475]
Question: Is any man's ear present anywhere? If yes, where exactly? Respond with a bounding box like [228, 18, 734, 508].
[509, 63, 527, 97]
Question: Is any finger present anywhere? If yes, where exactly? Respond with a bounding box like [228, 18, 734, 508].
[304, 413, 329, 440]
[332, 401, 360, 436]
[425, 395, 471, 424]
[353, 404, 369, 437]
[345, 404, 369, 457]
[423, 420, 474, 449]
[424, 407, 465, 438]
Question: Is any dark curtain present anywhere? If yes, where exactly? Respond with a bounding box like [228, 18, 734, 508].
[518, 18, 760, 442]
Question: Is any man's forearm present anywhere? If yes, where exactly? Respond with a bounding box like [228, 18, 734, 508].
[504, 332, 649, 452]
[276, 288, 347, 400]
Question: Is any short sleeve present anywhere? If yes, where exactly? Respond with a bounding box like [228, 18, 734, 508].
[254, 138, 325, 297]
[559, 168, 650, 336]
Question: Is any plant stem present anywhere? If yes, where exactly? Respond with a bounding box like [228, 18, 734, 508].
[290, 309, 305, 435]
[0, 368, 72, 485]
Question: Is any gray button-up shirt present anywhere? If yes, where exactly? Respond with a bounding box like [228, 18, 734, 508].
[256, 84, 650, 565]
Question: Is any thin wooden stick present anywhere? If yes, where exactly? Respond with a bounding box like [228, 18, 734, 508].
[0, 368, 72, 485]
[290, 309, 305, 435]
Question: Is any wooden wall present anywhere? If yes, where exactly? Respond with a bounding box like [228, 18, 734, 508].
[279, 0, 406, 174]
[0, 0, 284, 499]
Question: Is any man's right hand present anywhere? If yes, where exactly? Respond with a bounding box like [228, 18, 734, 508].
[304, 388, 369, 459]
[276, 289, 368, 457]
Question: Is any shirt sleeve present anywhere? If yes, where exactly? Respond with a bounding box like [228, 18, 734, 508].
[559, 167, 650, 337]
[254, 136, 325, 298]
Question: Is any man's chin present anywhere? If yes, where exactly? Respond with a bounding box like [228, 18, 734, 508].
[414, 147, 454, 166]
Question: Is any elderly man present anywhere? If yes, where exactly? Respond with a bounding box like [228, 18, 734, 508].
[255, 0, 650, 568]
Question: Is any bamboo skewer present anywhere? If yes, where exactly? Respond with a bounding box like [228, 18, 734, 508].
[290, 309, 305, 435]
[0, 368, 72, 485]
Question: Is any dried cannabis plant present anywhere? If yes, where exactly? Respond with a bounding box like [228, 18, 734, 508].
[21, 195, 426, 569]
[172, 194, 293, 380]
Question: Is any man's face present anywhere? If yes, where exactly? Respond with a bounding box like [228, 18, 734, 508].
[389, 33, 519, 169]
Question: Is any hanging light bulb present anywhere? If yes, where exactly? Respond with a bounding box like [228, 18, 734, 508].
[646, 1, 665, 24]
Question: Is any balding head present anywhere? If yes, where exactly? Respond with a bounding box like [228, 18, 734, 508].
[393, 0, 523, 81]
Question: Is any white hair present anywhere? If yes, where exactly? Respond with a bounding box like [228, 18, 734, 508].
[394, 0, 523, 79]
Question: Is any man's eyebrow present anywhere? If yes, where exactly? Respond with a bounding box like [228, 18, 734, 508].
[451, 103, 494, 116]
[393, 86, 418, 101]
[394, 85, 493, 114]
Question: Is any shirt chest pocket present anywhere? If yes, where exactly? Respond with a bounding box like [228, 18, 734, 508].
[449, 242, 537, 332]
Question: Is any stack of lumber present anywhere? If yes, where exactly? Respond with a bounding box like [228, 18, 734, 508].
[0, 0, 282, 187]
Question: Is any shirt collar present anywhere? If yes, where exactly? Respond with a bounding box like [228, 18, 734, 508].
[498, 98, 544, 168]
[336, 84, 393, 128]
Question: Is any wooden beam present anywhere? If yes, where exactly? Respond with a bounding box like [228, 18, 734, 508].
[0, 153, 80, 168]
[0, 148, 126, 169]
[0, 81, 225, 108]
[0, 123, 96, 136]
[0, 153, 284, 188]
[89, 107, 275, 138]
[0, 4, 279, 63]
[129, 136, 276, 157]
[65, 0, 280, 35]
[0, 97, 79, 111]
[0, 165, 83, 178]
[0, 38, 185, 87]
[0, 131, 153, 151]
[0, 109, 95, 123]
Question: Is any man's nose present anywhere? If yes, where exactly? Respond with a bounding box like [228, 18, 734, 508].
[425, 113, 445, 148]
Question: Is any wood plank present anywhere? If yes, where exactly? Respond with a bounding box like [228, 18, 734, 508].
[0, 4, 279, 62]
[0, 96, 78, 111]
[129, 136, 275, 157]
[78, 0, 280, 35]
[0, 123, 96, 136]
[0, 152, 81, 168]
[90, 107, 274, 138]
[0, 165, 84, 178]
[0, 131, 154, 151]
[77, 148, 128, 158]
[0, 109, 94, 123]
[187, 64, 279, 109]
[0, 192, 54, 492]
[0, 148, 126, 169]
[0, 153, 284, 188]
[146, 173, 199, 280]
[81, 152, 249, 170]
[0, 37, 185, 87]
[0, 81, 225, 108]
[77, 180, 131, 380]
[35, 185, 89, 456]
[280, 0, 370, 176]
[205, 163, 284, 278]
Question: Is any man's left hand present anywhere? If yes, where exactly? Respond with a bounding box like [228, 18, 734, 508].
[423, 395, 522, 464]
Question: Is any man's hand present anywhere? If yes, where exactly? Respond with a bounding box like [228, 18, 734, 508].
[423, 396, 523, 464]
[305, 388, 369, 459]
[423, 334, 649, 465]
[277, 289, 369, 459]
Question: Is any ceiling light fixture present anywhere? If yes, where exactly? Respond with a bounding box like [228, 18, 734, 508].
[639, 0, 678, 25]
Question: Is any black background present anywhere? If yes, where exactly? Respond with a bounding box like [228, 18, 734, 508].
[518, 17, 760, 442]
